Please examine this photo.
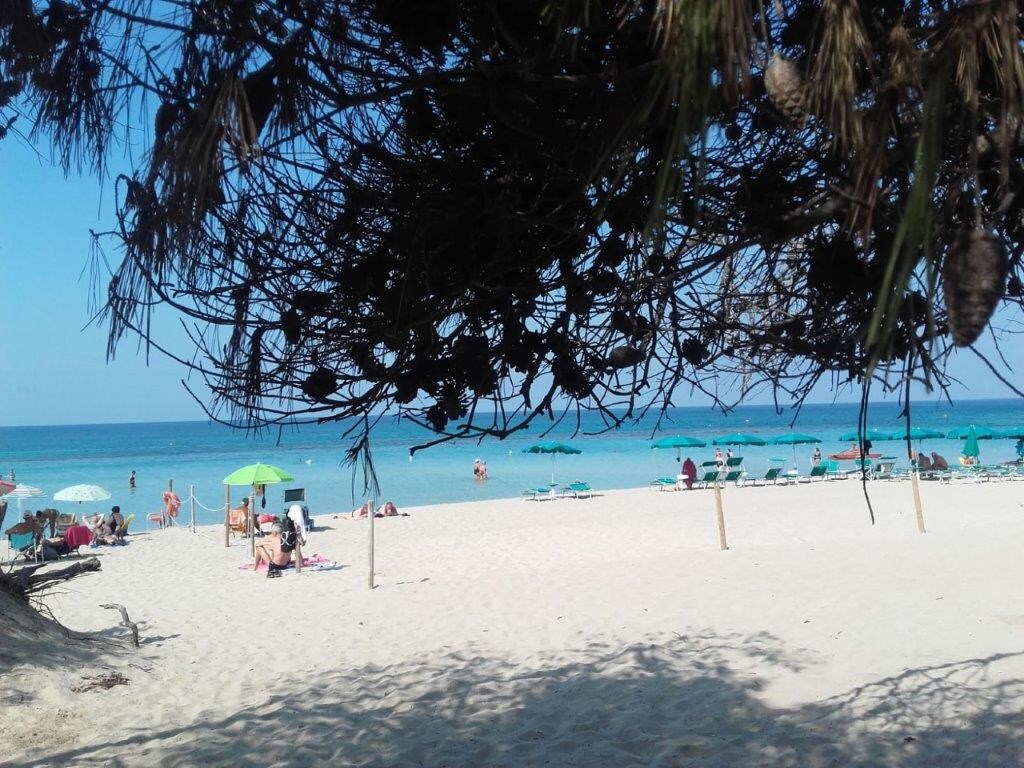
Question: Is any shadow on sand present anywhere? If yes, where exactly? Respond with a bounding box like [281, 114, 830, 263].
[12, 628, 1024, 767]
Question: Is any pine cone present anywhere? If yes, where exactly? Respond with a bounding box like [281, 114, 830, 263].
[942, 228, 1007, 347]
[765, 55, 809, 126]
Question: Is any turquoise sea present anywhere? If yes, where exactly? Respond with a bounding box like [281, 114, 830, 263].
[2, 398, 1023, 524]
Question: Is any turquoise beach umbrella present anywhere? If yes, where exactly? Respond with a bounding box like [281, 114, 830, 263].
[962, 426, 981, 459]
[838, 428, 896, 442]
[945, 425, 999, 440]
[896, 427, 946, 441]
[769, 433, 821, 469]
[651, 435, 707, 463]
[712, 433, 767, 446]
[522, 442, 582, 484]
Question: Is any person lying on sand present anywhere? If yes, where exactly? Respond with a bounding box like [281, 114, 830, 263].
[377, 501, 399, 517]
[254, 524, 292, 578]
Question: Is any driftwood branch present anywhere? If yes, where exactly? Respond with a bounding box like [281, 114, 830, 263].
[100, 603, 140, 647]
[7, 557, 101, 596]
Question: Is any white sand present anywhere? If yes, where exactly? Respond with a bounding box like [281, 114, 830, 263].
[4, 476, 1024, 766]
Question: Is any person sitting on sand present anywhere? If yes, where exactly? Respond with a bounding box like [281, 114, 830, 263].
[377, 501, 399, 517]
[254, 523, 292, 578]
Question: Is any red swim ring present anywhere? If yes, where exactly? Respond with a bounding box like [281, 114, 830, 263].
[163, 490, 181, 518]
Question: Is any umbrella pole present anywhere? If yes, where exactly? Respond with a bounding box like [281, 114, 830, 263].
[551, 454, 555, 486]
[368, 496, 375, 589]
[714, 480, 729, 550]
[189, 485, 195, 534]
[911, 470, 926, 534]
[224, 486, 230, 548]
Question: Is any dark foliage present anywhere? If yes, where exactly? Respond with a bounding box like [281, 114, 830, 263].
[3, 0, 1024, 458]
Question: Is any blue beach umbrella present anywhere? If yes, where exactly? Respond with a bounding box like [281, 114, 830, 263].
[895, 427, 946, 441]
[522, 442, 582, 485]
[838, 428, 896, 442]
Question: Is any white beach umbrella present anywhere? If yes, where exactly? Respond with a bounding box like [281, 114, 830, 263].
[2, 484, 46, 514]
[53, 484, 112, 503]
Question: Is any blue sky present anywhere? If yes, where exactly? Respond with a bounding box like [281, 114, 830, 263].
[1, 136, 1021, 427]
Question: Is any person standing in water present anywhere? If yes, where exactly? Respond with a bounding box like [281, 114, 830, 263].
[128, 470, 136, 489]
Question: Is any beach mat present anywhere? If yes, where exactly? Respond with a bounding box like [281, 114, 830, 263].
[239, 554, 336, 573]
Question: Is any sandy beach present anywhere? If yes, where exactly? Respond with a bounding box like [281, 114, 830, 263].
[4, 476, 1024, 767]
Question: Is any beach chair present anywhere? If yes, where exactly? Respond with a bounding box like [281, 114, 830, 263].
[873, 458, 897, 480]
[228, 507, 249, 536]
[283, 488, 314, 531]
[649, 477, 678, 491]
[823, 460, 846, 480]
[697, 467, 723, 488]
[749, 467, 783, 486]
[54, 512, 77, 536]
[560, 481, 594, 499]
[725, 456, 744, 470]
[722, 468, 747, 486]
[5, 522, 41, 564]
[115, 514, 134, 541]
[521, 487, 556, 501]
[799, 464, 828, 483]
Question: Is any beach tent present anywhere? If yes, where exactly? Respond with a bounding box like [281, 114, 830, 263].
[522, 442, 581, 485]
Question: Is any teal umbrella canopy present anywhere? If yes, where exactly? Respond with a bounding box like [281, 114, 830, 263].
[997, 427, 1024, 440]
[896, 427, 946, 441]
[769, 432, 821, 445]
[838, 428, 896, 442]
[963, 426, 981, 458]
[523, 442, 581, 485]
[522, 442, 582, 455]
[945, 425, 999, 440]
[712, 433, 767, 446]
[651, 436, 707, 449]
[223, 463, 295, 486]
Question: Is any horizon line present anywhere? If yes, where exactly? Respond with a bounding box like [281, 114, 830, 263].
[2, 394, 1021, 430]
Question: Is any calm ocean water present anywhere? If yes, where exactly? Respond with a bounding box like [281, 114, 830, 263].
[2, 398, 1022, 524]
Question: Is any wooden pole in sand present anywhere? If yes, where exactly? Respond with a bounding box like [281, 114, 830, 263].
[224, 485, 230, 547]
[911, 470, 926, 533]
[713, 480, 729, 550]
[249, 491, 256, 558]
[167, 479, 173, 527]
[368, 497, 375, 589]
[189, 484, 196, 533]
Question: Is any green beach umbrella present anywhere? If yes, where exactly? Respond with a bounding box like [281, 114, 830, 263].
[770, 432, 822, 469]
[222, 463, 295, 486]
[945, 425, 999, 440]
[962, 425, 981, 459]
[522, 442, 582, 485]
[712, 433, 767, 446]
[651, 435, 706, 463]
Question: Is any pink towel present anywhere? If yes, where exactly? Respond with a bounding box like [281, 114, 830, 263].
[63, 525, 93, 550]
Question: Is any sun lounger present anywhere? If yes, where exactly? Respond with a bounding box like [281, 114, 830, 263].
[799, 465, 828, 483]
[722, 469, 746, 486]
[521, 487, 556, 500]
[697, 468, 723, 488]
[749, 467, 783, 486]
[54, 512, 77, 535]
[649, 477, 680, 491]
[560, 481, 594, 499]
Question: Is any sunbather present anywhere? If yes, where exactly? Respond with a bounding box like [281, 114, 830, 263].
[377, 501, 399, 516]
[254, 524, 292, 578]
[930, 452, 950, 471]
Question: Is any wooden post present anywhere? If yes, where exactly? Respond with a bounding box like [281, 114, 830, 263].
[189, 484, 196, 533]
[714, 481, 729, 550]
[368, 497, 375, 589]
[911, 470, 926, 533]
[166, 479, 174, 527]
[224, 485, 230, 547]
[249, 491, 256, 558]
